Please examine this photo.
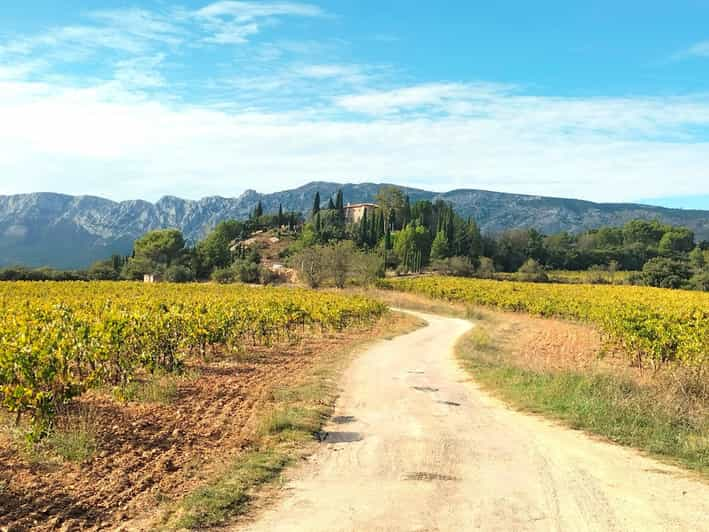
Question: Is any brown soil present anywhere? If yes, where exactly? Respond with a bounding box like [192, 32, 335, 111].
[0, 315, 406, 532]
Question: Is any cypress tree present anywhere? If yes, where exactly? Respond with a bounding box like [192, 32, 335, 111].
[327, 197, 335, 210]
[359, 209, 368, 245]
[278, 204, 284, 226]
[312, 192, 321, 217]
[402, 195, 411, 228]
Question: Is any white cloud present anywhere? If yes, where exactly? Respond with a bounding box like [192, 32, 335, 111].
[1, 77, 709, 203]
[0, 3, 708, 205]
[194, 1, 324, 44]
[113, 54, 167, 89]
[195, 1, 323, 19]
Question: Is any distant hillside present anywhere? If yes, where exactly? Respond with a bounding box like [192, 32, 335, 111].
[1, 182, 708, 269]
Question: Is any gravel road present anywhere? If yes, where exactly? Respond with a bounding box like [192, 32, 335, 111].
[238, 310, 709, 532]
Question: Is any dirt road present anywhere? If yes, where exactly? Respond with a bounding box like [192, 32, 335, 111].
[238, 310, 709, 532]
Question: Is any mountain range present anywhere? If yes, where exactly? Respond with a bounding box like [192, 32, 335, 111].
[1, 182, 708, 269]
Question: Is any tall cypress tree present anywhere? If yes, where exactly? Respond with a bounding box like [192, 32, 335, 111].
[335, 189, 345, 225]
[253, 201, 263, 219]
[327, 197, 335, 210]
[278, 203, 284, 226]
[312, 192, 321, 217]
[359, 209, 368, 245]
[402, 195, 411, 228]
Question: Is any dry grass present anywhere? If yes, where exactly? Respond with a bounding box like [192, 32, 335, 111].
[445, 300, 709, 474]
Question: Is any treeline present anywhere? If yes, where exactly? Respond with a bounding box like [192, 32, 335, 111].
[290, 186, 709, 291]
[479, 220, 709, 290]
[0, 203, 303, 283]
[3, 185, 708, 292]
[296, 185, 482, 275]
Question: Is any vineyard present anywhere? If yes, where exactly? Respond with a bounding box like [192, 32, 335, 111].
[0, 282, 385, 436]
[385, 277, 709, 370]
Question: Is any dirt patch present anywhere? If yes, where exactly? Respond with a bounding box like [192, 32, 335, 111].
[0, 313, 416, 531]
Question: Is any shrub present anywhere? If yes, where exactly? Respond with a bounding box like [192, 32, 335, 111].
[211, 268, 236, 284]
[233, 260, 260, 283]
[689, 270, 709, 292]
[517, 258, 548, 282]
[476, 257, 495, 279]
[166, 265, 195, 283]
[641, 257, 692, 289]
[290, 246, 327, 288]
[431, 256, 475, 277]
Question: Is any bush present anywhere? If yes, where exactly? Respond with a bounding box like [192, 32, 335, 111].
[585, 265, 610, 285]
[165, 265, 195, 283]
[431, 256, 475, 277]
[476, 257, 495, 279]
[689, 270, 709, 291]
[641, 257, 691, 289]
[290, 246, 327, 288]
[88, 260, 120, 281]
[351, 251, 385, 286]
[211, 268, 236, 284]
[233, 259, 260, 283]
[517, 258, 548, 282]
[327, 241, 355, 289]
[259, 266, 279, 285]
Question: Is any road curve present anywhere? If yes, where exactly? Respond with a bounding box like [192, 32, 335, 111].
[237, 310, 709, 532]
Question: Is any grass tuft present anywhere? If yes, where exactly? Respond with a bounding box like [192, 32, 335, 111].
[114, 373, 185, 404]
[39, 409, 99, 463]
[176, 451, 291, 530]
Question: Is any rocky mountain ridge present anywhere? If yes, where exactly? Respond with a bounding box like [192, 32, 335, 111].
[1, 182, 708, 268]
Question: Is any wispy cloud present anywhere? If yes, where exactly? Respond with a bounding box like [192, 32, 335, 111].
[673, 40, 709, 60]
[0, 2, 708, 204]
[193, 1, 325, 44]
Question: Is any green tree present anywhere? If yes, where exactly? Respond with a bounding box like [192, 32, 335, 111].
[430, 230, 450, 260]
[623, 219, 667, 247]
[133, 229, 186, 266]
[88, 260, 120, 281]
[375, 186, 407, 229]
[641, 257, 692, 289]
[196, 220, 245, 275]
[253, 201, 263, 219]
[121, 256, 157, 280]
[690, 246, 706, 269]
[312, 191, 321, 217]
[658, 228, 695, 256]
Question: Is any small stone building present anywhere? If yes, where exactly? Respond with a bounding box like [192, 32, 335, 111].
[344, 203, 379, 224]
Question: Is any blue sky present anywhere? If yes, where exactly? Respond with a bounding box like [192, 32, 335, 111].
[0, 1, 708, 207]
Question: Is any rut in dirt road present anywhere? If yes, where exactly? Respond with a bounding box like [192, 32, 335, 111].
[236, 310, 709, 532]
